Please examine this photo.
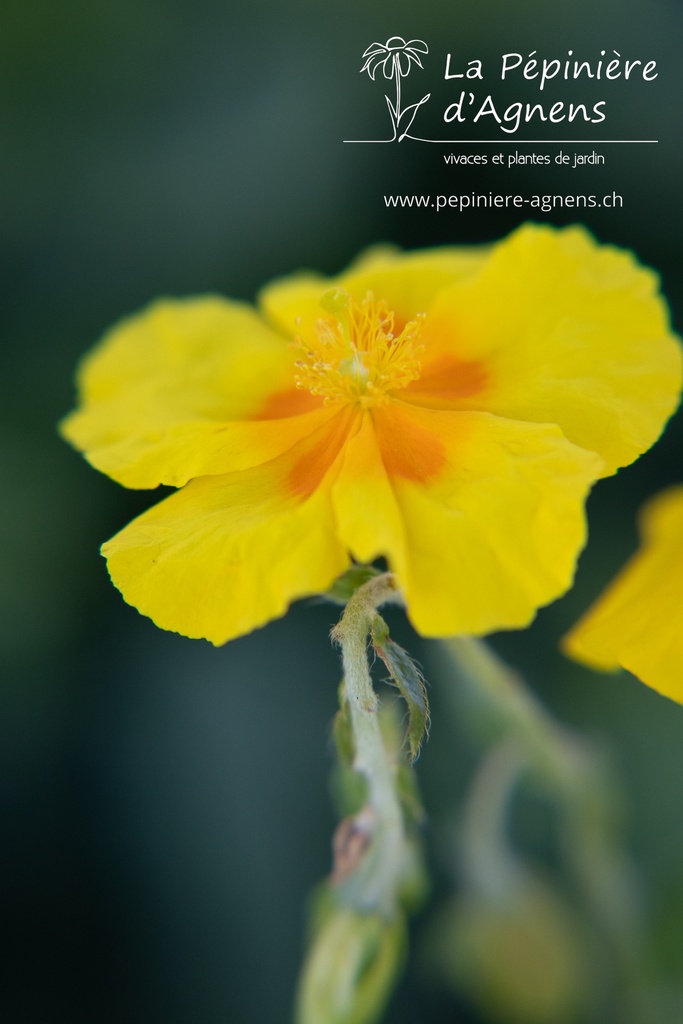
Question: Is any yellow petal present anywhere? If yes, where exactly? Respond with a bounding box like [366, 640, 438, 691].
[333, 402, 604, 637]
[418, 224, 682, 475]
[259, 246, 487, 341]
[563, 487, 683, 703]
[61, 297, 300, 487]
[258, 273, 332, 342]
[339, 245, 489, 323]
[64, 407, 338, 489]
[102, 411, 356, 644]
[331, 411, 408, 573]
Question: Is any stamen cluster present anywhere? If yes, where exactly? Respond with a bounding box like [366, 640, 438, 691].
[293, 290, 425, 407]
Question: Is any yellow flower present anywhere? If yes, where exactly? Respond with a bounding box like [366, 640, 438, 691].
[61, 224, 681, 645]
[563, 486, 683, 703]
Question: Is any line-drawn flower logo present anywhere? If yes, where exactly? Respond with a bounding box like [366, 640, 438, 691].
[360, 37, 430, 142]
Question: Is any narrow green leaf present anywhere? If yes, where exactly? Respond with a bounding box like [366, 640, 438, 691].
[370, 615, 430, 761]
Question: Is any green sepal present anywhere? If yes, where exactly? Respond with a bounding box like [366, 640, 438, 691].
[371, 614, 430, 762]
[333, 682, 355, 765]
[326, 565, 383, 605]
[330, 763, 369, 819]
[332, 682, 368, 815]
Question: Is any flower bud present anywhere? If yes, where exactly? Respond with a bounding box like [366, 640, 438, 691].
[429, 878, 589, 1023]
[296, 908, 406, 1024]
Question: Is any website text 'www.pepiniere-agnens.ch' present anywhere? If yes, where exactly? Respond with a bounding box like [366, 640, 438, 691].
[384, 192, 624, 212]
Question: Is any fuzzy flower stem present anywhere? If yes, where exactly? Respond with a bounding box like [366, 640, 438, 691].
[331, 573, 405, 916]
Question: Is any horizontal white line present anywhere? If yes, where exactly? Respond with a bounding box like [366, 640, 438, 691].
[343, 139, 658, 144]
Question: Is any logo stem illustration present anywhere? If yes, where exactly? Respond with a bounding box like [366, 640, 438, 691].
[360, 37, 430, 142]
[393, 52, 402, 128]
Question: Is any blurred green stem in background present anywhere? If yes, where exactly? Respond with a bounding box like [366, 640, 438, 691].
[435, 638, 650, 1024]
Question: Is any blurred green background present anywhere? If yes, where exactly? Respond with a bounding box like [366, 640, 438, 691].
[2, 1, 682, 1021]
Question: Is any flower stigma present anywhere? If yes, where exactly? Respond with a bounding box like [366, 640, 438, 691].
[293, 290, 425, 407]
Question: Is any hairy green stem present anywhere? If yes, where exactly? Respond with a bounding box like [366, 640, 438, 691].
[331, 573, 405, 916]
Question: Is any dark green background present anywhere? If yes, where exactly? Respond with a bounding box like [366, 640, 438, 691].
[2, 1, 682, 1021]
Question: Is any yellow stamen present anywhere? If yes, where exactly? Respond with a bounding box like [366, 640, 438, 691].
[293, 290, 425, 407]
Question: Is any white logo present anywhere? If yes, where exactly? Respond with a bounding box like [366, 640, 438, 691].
[359, 37, 431, 142]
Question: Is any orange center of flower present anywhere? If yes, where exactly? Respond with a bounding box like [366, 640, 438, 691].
[292, 290, 425, 407]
